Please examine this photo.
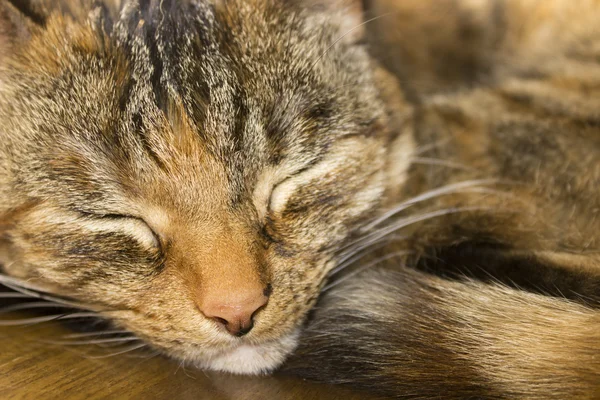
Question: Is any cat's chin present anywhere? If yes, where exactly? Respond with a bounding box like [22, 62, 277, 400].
[195, 329, 301, 375]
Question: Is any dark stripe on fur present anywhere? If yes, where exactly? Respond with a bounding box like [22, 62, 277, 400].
[285, 266, 600, 399]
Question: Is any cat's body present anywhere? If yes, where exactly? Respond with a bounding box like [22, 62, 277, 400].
[286, 2, 600, 397]
[0, 0, 599, 398]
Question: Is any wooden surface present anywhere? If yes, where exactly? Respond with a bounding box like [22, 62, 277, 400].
[0, 307, 384, 399]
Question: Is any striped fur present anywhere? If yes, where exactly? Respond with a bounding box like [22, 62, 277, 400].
[0, 0, 394, 373]
[1, 0, 600, 397]
[287, 0, 600, 397]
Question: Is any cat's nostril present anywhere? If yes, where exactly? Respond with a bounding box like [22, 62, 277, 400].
[199, 285, 270, 337]
[213, 317, 229, 327]
[207, 310, 260, 337]
[235, 321, 255, 337]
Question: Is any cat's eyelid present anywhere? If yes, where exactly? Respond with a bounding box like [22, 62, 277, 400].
[78, 211, 162, 250]
[266, 176, 290, 214]
[252, 164, 305, 220]
[82, 211, 136, 220]
[268, 156, 340, 215]
[252, 156, 325, 220]
[266, 163, 319, 213]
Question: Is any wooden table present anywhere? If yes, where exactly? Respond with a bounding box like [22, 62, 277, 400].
[0, 307, 384, 400]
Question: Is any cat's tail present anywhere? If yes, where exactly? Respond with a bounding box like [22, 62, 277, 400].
[285, 266, 600, 399]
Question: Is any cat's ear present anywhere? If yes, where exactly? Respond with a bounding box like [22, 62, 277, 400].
[0, 0, 43, 64]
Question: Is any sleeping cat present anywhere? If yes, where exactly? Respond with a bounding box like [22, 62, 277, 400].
[0, 0, 599, 398]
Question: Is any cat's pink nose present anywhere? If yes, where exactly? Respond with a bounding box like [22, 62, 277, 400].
[199, 284, 270, 337]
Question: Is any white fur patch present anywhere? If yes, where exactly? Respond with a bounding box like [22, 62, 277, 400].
[198, 329, 301, 375]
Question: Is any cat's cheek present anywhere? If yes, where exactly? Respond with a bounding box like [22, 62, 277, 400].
[195, 328, 301, 375]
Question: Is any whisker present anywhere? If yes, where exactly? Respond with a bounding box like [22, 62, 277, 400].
[0, 312, 103, 326]
[412, 138, 451, 156]
[329, 234, 405, 277]
[323, 251, 411, 293]
[0, 274, 55, 293]
[129, 350, 161, 362]
[410, 157, 474, 171]
[311, 13, 391, 69]
[95, 341, 137, 349]
[179, 360, 197, 380]
[60, 330, 131, 339]
[0, 301, 79, 314]
[0, 292, 30, 299]
[44, 336, 139, 346]
[360, 179, 499, 232]
[458, 187, 531, 205]
[0, 275, 95, 310]
[86, 343, 147, 359]
[345, 206, 492, 260]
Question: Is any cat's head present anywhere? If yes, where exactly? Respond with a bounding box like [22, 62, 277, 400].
[0, 0, 412, 373]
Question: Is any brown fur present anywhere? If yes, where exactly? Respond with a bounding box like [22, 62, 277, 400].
[0, 0, 599, 397]
[288, 0, 600, 397]
[288, 265, 600, 399]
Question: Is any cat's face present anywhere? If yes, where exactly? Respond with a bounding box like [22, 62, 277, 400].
[0, 0, 404, 373]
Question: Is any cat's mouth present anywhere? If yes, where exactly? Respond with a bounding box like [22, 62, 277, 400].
[193, 328, 301, 374]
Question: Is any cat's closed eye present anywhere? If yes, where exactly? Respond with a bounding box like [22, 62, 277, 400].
[2, 0, 600, 398]
[269, 163, 332, 215]
[76, 213, 162, 253]
[0, 0, 388, 378]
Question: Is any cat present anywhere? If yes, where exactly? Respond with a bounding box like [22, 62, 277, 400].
[0, 0, 599, 398]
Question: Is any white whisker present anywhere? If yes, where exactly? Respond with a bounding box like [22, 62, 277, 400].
[60, 330, 131, 339]
[0, 312, 103, 326]
[0, 275, 95, 311]
[412, 138, 451, 156]
[0, 301, 78, 314]
[361, 179, 499, 231]
[329, 235, 405, 277]
[86, 343, 147, 359]
[323, 251, 411, 293]
[0, 274, 56, 293]
[44, 336, 139, 346]
[410, 157, 473, 171]
[0, 292, 30, 299]
[348, 206, 492, 259]
[128, 350, 162, 361]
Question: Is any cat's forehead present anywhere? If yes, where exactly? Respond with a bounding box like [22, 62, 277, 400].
[113, 0, 374, 144]
[109, 2, 372, 190]
[1, 0, 383, 219]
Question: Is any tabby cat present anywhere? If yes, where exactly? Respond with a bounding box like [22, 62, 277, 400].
[1, 0, 599, 398]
